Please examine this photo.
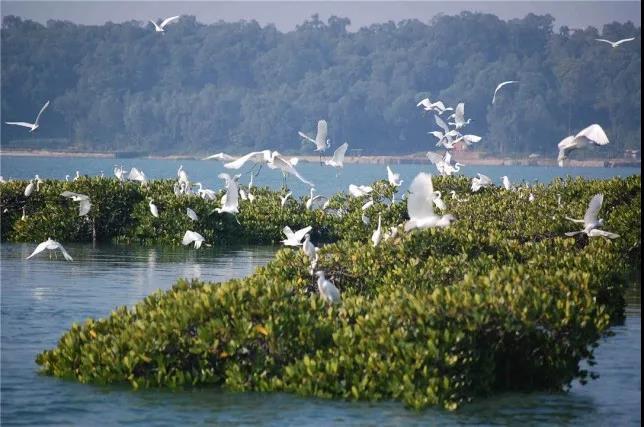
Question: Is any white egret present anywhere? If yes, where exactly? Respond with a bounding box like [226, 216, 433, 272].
[298, 120, 330, 152]
[268, 153, 315, 187]
[501, 176, 513, 191]
[202, 152, 236, 162]
[34, 175, 44, 191]
[61, 191, 92, 216]
[361, 198, 374, 211]
[361, 213, 371, 225]
[492, 81, 519, 104]
[128, 167, 148, 186]
[528, 193, 535, 203]
[187, 208, 198, 221]
[315, 271, 341, 304]
[557, 124, 609, 167]
[215, 173, 240, 214]
[72, 171, 80, 181]
[432, 191, 446, 211]
[387, 165, 403, 187]
[65, 175, 70, 182]
[417, 98, 450, 114]
[150, 15, 180, 32]
[280, 192, 292, 208]
[371, 214, 382, 247]
[565, 193, 619, 239]
[306, 188, 327, 210]
[26, 238, 73, 261]
[195, 182, 217, 200]
[223, 150, 272, 170]
[24, 179, 35, 197]
[383, 225, 399, 242]
[181, 230, 208, 249]
[177, 165, 189, 185]
[5, 100, 50, 132]
[471, 173, 493, 192]
[404, 173, 455, 232]
[348, 184, 373, 197]
[324, 142, 349, 172]
[453, 134, 482, 146]
[302, 234, 316, 259]
[448, 103, 471, 130]
[595, 37, 636, 48]
[281, 225, 312, 247]
[149, 200, 159, 218]
[114, 165, 126, 182]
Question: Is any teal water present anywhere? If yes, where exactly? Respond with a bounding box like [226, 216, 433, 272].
[0, 155, 640, 197]
[0, 243, 640, 426]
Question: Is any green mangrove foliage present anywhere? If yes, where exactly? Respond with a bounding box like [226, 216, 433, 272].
[23, 175, 644, 409]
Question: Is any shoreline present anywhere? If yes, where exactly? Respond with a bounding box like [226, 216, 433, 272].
[0, 149, 640, 168]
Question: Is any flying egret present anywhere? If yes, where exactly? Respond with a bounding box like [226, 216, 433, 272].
[149, 200, 159, 218]
[448, 103, 471, 130]
[324, 142, 349, 173]
[371, 214, 382, 247]
[404, 173, 455, 232]
[215, 173, 240, 214]
[315, 271, 341, 304]
[150, 15, 180, 32]
[453, 134, 482, 146]
[26, 238, 73, 261]
[557, 124, 609, 167]
[299, 119, 330, 153]
[387, 165, 403, 187]
[24, 179, 35, 197]
[417, 98, 450, 114]
[202, 152, 237, 162]
[128, 167, 148, 186]
[5, 100, 50, 132]
[565, 193, 619, 239]
[281, 225, 312, 247]
[181, 230, 208, 249]
[492, 81, 519, 104]
[187, 208, 198, 221]
[471, 173, 493, 192]
[268, 152, 315, 187]
[61, 191, 92, 216]
[595, 37, 636, 48]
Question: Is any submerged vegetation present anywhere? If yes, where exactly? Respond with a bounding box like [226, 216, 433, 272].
[1, 175, 639, 409]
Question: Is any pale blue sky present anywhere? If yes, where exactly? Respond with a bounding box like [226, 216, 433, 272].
[1, 1, 640, 31]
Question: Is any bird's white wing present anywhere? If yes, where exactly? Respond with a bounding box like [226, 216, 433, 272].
[584, 193, 604, 225]
[330, 143, 348, 165]
[407, 173, 435, 220]
[61, 191, 89, 200]
[443, 151, 452, 164]
[454, 103, 465, 123]
[428, 131, 444, 140]
[315, 120, 328, 149]
[595, 38, 615, 45]
[575, 124, 609, 146]
[292, 226, 313, 242]
[128, 167, 145, 181]
[50, 241, 73, 261]
[224, 150, 270, 169]
[298, 131, 316, 144]
[271, 154, 315, 187]
[187, 208, 198, 221]
[492, 81, 518, 104]
[478, 173, 492, 185]
[387, 166, 395, 183]
[417, 98, 431, 109]
[160, 15, 180, 28]
[614, 37, 636, 46]
[182, 230, 198, 246]
[282, 226, 295, 240]
[5, 122, 35, 128]
[588, 229, 620, 239]
[78, 200, 91, 216]
[26, 241, 50, 259]
[434, 115, 449, 134]
[34, 100, 50, 125]
[224, 179, 240, 209]
[462, 135, 482, 145]
[203, 152, 236, 161]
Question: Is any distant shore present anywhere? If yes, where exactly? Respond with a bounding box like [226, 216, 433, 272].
[0, 149, 640, 168]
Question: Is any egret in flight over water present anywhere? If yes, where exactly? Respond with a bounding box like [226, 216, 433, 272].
[557, 124, 609, 167]
[5, 100, 50, 132]
[181, 230, 208, 249]
[61, 191, 92, 216]
[404, 173, 455, 232]
[26, 238, 73, 261]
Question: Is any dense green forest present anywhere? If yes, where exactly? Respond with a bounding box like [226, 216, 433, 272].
[1, 13, 641, 156]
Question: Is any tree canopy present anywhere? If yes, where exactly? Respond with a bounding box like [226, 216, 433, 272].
[1, 13, 640, 156]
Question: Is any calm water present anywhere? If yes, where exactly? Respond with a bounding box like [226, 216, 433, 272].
[0, 155, 640, 197]
[0, 243, 640, 426]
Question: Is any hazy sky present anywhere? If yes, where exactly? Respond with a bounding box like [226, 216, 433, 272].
[1, 1, 641, 31]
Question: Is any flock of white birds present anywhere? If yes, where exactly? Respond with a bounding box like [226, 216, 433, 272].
[4, 18, 633, 304]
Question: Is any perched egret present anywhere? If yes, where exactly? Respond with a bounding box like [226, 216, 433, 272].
[148, 200, 159, 218]
[361, 213, 371, 225]
[195, 182, 217, 200]
[557, 124, 609, 167]
[150, 15, 180, 32]
[306, 188, 327, 210]
[61, 191, 92, 216]
[186, 208, 198, 221]
[181, 230, 208, 249]
[128, 167, 148, 186]
[114, 165, 126, 182]
[471, 173, 493, 192]
[315, 271, 341, 304]
[34, 175, 44, 191]
[492, 81, 519, 104]
[348, 184, 373, 197]
[24, 179, 35, 197]
[302, 234, 317, 259]
[502, 176, 513, 191]
[215, 173, 240, 214]
[281, 225, 313, 247]
[280, 192, 292, 208]
[595, 37, 636, 48]
[299, 120, 330, 153]
[5, 100, 50, 132]
[361, 198, 374, 211]
[26, 238, 73, 261]
[72, 171, 80, 181]
[565, 193, 619, 239]
[371, 214, 382, 247]
[404, 173, 455, 232]
[528, 193, 535, 203]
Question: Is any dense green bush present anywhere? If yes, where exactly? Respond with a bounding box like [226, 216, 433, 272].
[22, 175, 644, 409]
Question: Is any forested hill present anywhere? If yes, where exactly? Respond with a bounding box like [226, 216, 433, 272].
[1, 13, 641, 156]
